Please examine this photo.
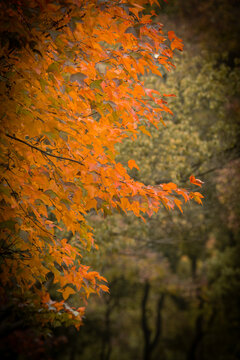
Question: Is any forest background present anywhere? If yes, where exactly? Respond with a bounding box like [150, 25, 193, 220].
[0, 0, 240, 360]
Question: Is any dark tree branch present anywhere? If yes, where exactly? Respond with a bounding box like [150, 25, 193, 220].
[6, 134, 83, 165]
[196, 156, 239, 177]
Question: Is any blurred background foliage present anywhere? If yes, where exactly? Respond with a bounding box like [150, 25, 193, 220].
[3, 0, 239, 359]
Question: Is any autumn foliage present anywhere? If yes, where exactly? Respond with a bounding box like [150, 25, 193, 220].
[0, 0, 202, 328]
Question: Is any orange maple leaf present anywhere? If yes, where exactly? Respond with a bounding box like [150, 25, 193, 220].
[128, 159, 139, 170]
[190, 175, 204, 187]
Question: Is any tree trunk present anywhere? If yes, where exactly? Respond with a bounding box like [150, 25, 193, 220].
[141, 280, 165, 360]
[100, 298, 113, 360]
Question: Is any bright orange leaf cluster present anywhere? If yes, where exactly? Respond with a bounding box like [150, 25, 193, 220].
[0, 0, 202, 327]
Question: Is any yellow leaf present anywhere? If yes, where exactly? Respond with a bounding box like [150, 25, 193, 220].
[62, 286, 76, 300]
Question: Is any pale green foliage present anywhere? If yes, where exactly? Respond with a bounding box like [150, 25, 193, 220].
[119, 52, 240, 185]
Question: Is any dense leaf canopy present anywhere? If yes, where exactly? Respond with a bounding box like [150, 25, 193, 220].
[0, 0, 202, 328]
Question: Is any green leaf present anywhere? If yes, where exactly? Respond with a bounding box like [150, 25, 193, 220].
[47, 62, 60, 73]
[0, 184, 11, 197]
[90, 80, 103, 91]
[44, 190, 58, 199]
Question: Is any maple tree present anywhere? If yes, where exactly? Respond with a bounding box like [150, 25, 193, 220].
[0, 0, 203, 329]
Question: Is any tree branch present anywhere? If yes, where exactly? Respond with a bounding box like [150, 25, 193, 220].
[6, 134, 83, 165]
